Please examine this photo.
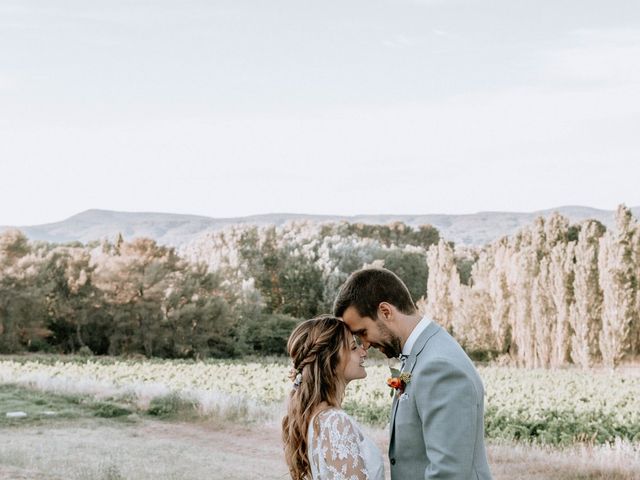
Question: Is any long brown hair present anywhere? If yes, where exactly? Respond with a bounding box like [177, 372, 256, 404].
[281, 315, 351, 479]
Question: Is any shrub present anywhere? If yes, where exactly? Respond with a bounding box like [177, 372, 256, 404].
[78, 346, 94, 357]
[147, 393, 197, 418]
[93, 402, 131, 418]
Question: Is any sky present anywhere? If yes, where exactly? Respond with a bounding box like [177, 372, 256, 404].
[1, 0, 640, 226]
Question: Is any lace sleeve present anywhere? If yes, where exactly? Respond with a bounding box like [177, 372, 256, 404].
[316, 410, 369, 480]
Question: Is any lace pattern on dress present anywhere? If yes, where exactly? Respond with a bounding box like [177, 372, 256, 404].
[308, 409, 370, 480]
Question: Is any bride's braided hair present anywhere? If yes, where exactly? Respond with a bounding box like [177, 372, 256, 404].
[281, 315, 350, 480]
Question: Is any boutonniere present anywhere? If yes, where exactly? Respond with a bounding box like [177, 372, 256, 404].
[387, 368, 411, 397]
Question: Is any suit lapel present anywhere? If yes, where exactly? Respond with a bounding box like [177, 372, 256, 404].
[389, 321, 442, 441]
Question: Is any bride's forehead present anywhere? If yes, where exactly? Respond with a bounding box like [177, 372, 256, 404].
[345, 332, 360, 346]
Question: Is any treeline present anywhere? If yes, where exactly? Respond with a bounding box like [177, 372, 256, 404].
[0, 222, 439, 358]
[426, 205, 640, 368]
[5, 208, 639, 368]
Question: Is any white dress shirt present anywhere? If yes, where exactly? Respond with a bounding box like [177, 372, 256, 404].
[401, 314, 432, 357]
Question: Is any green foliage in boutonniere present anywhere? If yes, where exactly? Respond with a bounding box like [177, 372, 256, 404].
[387, 368, 412, 397]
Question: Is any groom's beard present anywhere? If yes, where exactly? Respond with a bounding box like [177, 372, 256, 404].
[375, 322, 402, 359]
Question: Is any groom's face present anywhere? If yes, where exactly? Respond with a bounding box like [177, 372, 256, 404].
[341, 305, 402, 359]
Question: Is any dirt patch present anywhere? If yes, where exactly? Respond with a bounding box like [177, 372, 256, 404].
[0, 419, 291, 480]
[1, 418, 638, 479]
[0, 465, 61, 480]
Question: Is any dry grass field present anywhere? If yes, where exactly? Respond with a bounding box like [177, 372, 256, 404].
[2, 415, 639, 480]
[1, 358, 639, 480]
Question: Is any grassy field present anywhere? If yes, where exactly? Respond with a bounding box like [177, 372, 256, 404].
[1, 355, 640, 479]
[1, 383, 639, 480]
[2, 355, 639, 446]
[0, 384, 135, 428]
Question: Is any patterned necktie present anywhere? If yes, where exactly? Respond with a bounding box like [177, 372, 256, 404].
[399, 354, 409, 371]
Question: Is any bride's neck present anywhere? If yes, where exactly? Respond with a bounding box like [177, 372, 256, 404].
[336, 384, 346, 406]
[313, 395, 342, 416]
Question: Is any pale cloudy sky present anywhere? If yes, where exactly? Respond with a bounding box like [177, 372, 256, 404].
[1, 0, 639, 225]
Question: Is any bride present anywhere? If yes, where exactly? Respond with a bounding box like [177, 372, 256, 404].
[282, 315, 385, 480]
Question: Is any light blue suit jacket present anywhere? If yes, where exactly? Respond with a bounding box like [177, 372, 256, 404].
[389, 322, 493, 479]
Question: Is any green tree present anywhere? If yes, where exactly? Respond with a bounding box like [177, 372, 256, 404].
[244, 313, 299, 355]
[377, 249, 428, 303]
[162, 265, 237, 358]
[94, 238, 179, 357]
[41, 247, 103, 353]
[0, 230, 50, 352]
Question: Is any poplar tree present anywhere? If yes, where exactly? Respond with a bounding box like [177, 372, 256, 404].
[548, 232, 575, 367]
[487, 240, 513, 354]
[426, 239, 459, 333]
[532, 257, 555, 367]
[598, 206, 637, 368]
[632, 222, 640, 356]
[569, 220, 605, 368]
[507, 231, 538, 367]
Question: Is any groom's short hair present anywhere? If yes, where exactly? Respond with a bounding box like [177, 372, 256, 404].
[333, 267, 417, 320]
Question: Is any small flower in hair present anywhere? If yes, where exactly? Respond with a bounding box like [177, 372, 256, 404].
[293, 372, 303, 390]
[289, 367, 303, 389]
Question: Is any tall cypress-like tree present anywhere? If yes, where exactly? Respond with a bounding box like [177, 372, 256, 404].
[487, 240, 513, 354]
[631, 221, 640, 357]
[549, 241, 575, 367]
[426, 239, 458, 333]
[598, 206, 637, 368]
[508, 231, 538, 367]
[532, 257, 555, 367]
[569, 220, 605, 368]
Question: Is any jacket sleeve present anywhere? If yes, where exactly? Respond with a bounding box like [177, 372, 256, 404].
[416, 358, 480, 479]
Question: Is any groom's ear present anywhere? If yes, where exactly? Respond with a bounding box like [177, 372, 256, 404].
[377, 302, 393, 322]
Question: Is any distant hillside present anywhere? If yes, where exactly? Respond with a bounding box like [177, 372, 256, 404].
[2, 206, 639, 247]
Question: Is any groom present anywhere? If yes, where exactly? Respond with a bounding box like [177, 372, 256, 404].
[334, 267, 493, 480]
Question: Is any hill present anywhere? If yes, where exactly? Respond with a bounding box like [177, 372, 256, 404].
[2, 206, 638, 247]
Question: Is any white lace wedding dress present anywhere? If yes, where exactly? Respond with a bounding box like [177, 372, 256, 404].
[307, 408, 385, 480]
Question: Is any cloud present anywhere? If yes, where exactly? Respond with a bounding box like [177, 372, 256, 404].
[382, 34, 420, 48]
[536, 28, 640, 86]
[0, 73, 18, 91]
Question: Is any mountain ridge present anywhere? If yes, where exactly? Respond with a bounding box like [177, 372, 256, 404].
[2, 206, 639, 247]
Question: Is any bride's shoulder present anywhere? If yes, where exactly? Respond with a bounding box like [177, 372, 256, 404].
[316, 409, 363, 434]
[316, 407, 350, 421]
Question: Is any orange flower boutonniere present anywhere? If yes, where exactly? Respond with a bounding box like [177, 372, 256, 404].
[387, 368, 411, 397]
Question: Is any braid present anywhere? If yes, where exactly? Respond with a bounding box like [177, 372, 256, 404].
[295, 344, 323, 371]
[281, 315, 350, 480]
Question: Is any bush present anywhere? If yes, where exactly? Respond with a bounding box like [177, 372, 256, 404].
[147, 393, 197, 418]
[484, 407, 640, 446]
[92, 402, 131, 418]
[78, 345, 94, 357]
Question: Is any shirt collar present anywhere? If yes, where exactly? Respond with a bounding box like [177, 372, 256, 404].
[402, 314, 432, 357]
